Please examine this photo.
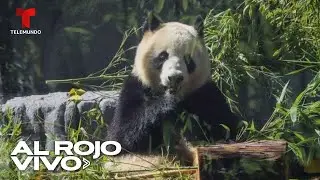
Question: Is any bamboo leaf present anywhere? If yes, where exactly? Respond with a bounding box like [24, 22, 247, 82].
[293, 132, 305, 141]
[289, 106, 298, 123]
[243, 5, 250, 16]
[288, 143, 303, 162]
[249, 6, 253, 19]
[162, 120, 174, 147]
[68, 88, 77, 96]
[249, 121, 256, 131]
[285, 66, 311, 75]
[277, 81, 290, 104]
[75, 88, 86, 96]
[273, 49, 281, 57]
[220, 124, 230, 140]
[182, 0, 189, 11]
[69, 95, 82, 103]
[155, 0, 165, 13]
[64, 27, 93, 36]
[186, 117, 192, 132]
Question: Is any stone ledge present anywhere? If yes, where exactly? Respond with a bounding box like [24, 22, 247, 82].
[1, 91, 119, 150]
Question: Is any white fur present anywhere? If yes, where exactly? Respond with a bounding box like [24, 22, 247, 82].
[160, 56, 188, 88]
[133, 21, 211, 98]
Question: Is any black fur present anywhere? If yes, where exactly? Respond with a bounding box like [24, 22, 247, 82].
[107, 74, 238, 153]
[107, 74, 176, 152]
[194, 15, 204, 38]
[152, 51, 169, 70]
[179, 80, 238, 142]
[142, 12, 162, 33]
[184, 54, 196, 74]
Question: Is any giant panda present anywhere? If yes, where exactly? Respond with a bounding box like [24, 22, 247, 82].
[106, 13, 238, 167]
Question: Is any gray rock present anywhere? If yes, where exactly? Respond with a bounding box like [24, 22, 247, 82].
[1, 91, 119, 150]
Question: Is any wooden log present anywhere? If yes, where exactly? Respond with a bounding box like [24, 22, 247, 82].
[193, 140, 288, 180]
[113, 169, 197, 179]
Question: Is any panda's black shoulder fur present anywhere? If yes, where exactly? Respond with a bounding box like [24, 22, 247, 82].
[107, 74, 177, 152]
[179, 80, 238, 142]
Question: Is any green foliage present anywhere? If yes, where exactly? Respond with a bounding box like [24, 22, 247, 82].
[68, 88, 86, 103]
[202, 157, 282, 179]
[0, 108, 32, 179]
[203, 0, 319, 168]
[79, 104, 107, 140]
[3, 0, 320, 177]
[0, 107, 193, 179]
[248, 72, 320, 166]
[81, 0, 320, 170]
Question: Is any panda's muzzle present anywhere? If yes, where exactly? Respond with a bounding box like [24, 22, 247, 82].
[167, 74, 184, 93]
[168, 74, 184, 85]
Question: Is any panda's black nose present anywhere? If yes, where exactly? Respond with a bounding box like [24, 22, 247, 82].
[168, 74, 184, 85]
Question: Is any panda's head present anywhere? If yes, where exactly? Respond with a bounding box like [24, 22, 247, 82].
[132, 13, 211, 100]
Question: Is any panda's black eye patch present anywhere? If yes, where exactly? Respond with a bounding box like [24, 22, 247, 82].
[184, 54, 196, 74]
[158, 51, 169, 61]
[153, 51, 169, 69]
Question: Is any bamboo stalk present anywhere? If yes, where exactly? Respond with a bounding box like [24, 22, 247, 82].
[109, 166, 199, 174]
[113, 169, 197, 180]
[45, 75, 127, 85]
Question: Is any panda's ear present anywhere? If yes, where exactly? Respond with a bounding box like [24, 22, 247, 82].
[142, 12, 162, 33]
[194, 15, 204, 37]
